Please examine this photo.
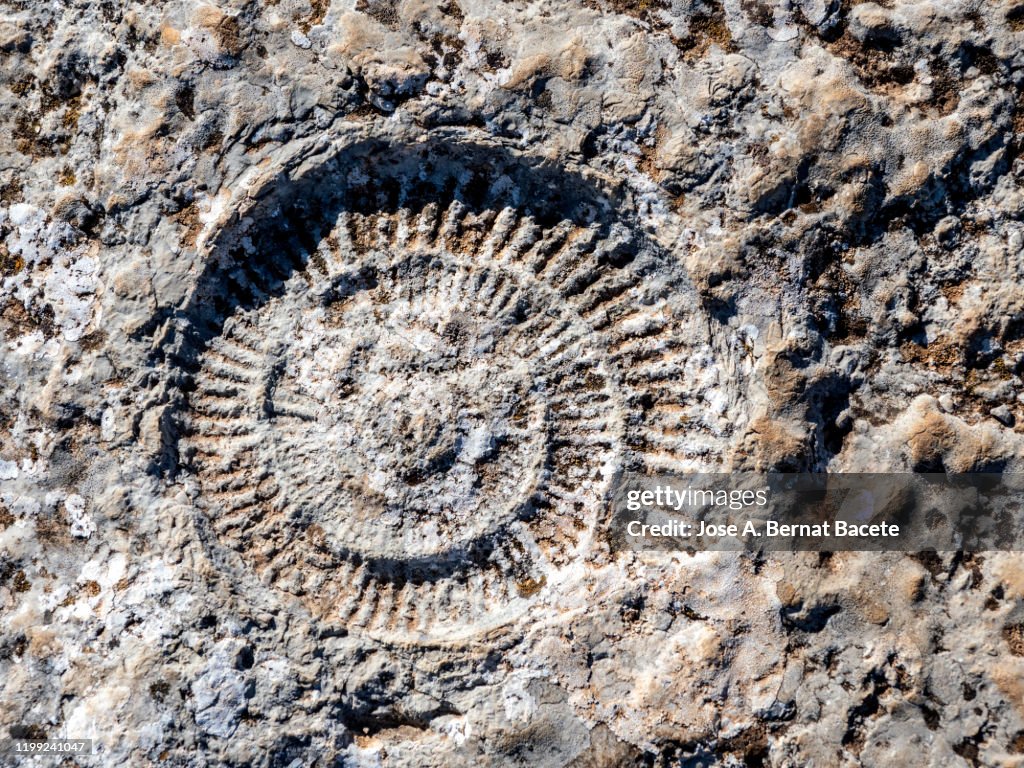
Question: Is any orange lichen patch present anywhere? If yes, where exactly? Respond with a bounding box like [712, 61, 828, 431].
[899, 337, 963, 371]
[826, 31, 913, 89]
[13, 114, 42, 156]
[637, 125, 666, 181]
[675, 3, 736, 62]
[0, 180, 21, 205]
[515, 574, 547, 598]
[160, 24, 181, 46]
[150, 681, 171, 702]
[60, 95, 83, 130]
[174, 201, 203, 247]
[610, 0, 658, 13]
[593, 0, 736, 60]
[79, 330, 107, 351]
[928, 59, 961, 116]
[794, 4, 939, 107]
[939, 281, 967, 305]
[1007, 5, 1024, 33]
[355, 0, 400, 30]
[1004, 623, 1024, 656]
[0, 245, 25, 277]
[2, 300, 57, 340]
[592, 0, 672, 35]
[715, 724, 769, 767]
[35, 513, 71, 542]
[194, 6, 243, 56]
[1011, 732, 1024, 754]
[301, 0, 332, 33]
[741, 0, 773, 27]
[344, 211, 380, 252]
[9, 76, 34, 96]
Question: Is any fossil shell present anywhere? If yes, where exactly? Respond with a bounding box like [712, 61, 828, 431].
[166, 137, 720, 641]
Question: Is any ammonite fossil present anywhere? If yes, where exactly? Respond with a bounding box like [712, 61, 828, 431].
[160, 134, 723, 641]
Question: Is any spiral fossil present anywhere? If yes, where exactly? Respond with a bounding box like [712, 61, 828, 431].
[160, 136, 724, 641]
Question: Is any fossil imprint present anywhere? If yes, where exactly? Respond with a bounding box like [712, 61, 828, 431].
[161, 136, 725, 641]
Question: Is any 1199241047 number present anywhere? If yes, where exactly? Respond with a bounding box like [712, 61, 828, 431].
[5, 740, 93, 754]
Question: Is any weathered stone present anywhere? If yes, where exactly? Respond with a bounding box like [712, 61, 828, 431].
[3, 0, 1024, 765]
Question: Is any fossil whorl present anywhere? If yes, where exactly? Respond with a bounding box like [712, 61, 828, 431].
[162, 136, 725, 641]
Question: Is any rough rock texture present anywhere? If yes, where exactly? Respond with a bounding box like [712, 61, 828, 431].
[2, 0, 1024, 766]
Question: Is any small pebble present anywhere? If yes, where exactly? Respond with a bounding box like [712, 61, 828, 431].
[990, 404, 1015, 427]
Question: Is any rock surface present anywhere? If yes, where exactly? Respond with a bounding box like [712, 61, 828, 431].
[2, 0, 1024, 765]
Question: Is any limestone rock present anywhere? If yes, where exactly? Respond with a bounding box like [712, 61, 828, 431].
[3, 0, 1024, 765]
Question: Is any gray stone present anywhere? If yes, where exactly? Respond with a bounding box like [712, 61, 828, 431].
[3, 0, 1024, 766]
